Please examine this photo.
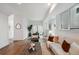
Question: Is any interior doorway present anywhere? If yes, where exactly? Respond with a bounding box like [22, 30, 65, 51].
[8, 14, 14, 43]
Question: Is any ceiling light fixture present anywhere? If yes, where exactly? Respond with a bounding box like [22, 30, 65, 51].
[48, 3, 51, 6]
[17, 3, 22, 5]
[49, 3, 57, 14]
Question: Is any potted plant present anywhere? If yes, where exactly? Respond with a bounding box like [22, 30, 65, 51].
[27, 25, 33, 37]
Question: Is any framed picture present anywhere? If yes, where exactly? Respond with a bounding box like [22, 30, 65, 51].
[16, 23, 21, 29]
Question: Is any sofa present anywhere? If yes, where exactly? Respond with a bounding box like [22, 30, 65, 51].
[46, 36, 79, 55]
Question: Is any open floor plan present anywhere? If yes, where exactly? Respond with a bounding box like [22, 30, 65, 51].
[0, 3, 79, 55]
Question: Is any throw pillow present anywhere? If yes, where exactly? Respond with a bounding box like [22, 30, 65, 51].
[62, 40, 70, 52]
[53, 36, 59, 43]
[48, 36, 54, 42]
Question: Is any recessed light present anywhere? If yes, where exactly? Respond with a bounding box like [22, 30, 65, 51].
[17, 3, 22, 5]
[48, 3, 51, 6]
[49, 3, 57, 14]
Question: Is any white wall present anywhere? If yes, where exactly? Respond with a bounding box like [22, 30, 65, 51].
[14, 15, 29, 40]
[0, 12, 9, 48]
[28, 20, 42, 25]
[70, 4, 79, 28]
[43, 20, 49, 36]
[8, 14, 14, 39]
[55, 4, 79, 44]
[14, 15, 23, 40]
[22, 18, 29, 39]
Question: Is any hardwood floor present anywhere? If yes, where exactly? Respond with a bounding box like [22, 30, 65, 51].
[0, 40, 42, 55]
[0, 38, 54, 55]
[0, 40, 27, 55]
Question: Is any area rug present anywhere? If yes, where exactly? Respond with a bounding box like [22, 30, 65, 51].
[21, 42, 42, 55]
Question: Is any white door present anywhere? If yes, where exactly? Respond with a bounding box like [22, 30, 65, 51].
[8, 15, 14, 43]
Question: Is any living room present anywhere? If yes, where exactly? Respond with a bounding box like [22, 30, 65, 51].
[0, 3, 79, 55]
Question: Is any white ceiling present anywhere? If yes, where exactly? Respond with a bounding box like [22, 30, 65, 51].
[0, 3, 75, 21]
[0, 3, 53, 21]
[51, 3, 75, 16]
